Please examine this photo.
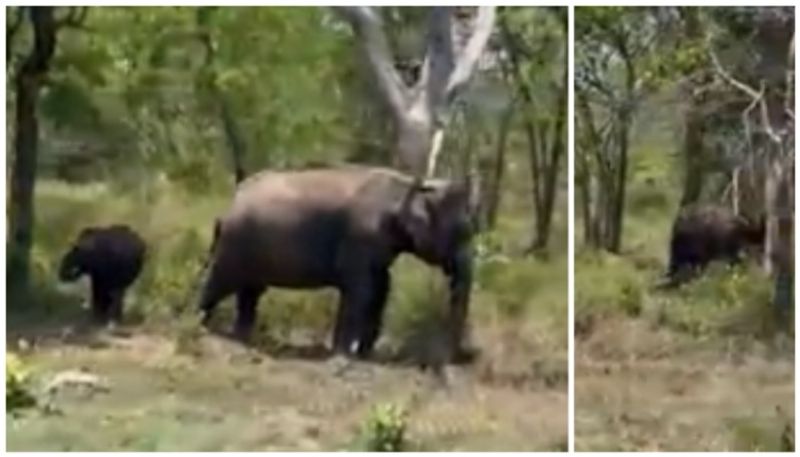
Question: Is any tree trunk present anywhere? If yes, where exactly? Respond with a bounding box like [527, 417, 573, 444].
[8, 7, 57, 295]
[196, 7, 247, 184]
[679, 102, 706, 207]
[576, 152, 593, 245]
[484, 99, 515, 229]
[219, 96, 246, 184]
[677, 7, 706, 208]
[393, 107, 435, 175]
[609, 117, 629, 253]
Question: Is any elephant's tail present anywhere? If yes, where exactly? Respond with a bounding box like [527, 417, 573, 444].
[181, 219, 222, 315]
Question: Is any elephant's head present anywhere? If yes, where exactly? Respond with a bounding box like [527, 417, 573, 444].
[736, 213, 766, 247]
[394, 178, 476, 363]
[59, 228, 98, 282]
[395, 179, 473, 266]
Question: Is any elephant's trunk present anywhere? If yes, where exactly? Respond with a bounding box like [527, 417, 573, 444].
[445, 244, 475, 364]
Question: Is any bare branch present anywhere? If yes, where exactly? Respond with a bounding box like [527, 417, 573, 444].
[6, 7, 25, 65]
[708, 47, 761, 100]
[785, 32, 794, 118]
[419, 7, 454, 113]
[55, 6, 88, 29]
[709, 46, 783, 145]
[336, 6, 409, 119]
[445, 6, 496, 101]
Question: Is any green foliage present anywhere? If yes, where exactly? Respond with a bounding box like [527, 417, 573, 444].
[173, 312, 206, 357]
[728, 415, 795, 452]
[654, 263, 775, 337]
[575, 250, 645, 321]
[386, 258, 450, 349]
[356, 402, 410, 452]
[10, 7, 356, 186]
[254, 290, 337, 348]
[7, 354, 37, 414]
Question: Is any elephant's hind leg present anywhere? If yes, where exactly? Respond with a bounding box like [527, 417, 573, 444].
[90, 279, 112, 324]
[107, 288, 125, 323]
[198, 270, 234, 326]
[233, 285, 265, 343]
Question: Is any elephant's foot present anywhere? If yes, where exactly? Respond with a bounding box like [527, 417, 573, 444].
[355, 340, 376, 359]
[199, 309, 215, 327]
[231, 324, 254, 345]
[450, 345, 479, 365]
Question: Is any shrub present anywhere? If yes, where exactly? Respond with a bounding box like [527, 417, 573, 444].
[7, 353, 37, 414]
[575, 250, 644, 321]
[173, 312, 206, 357]
[357, 402, 409, 452]
[653, 263, 775, 338]
[728, 415, 795, 452]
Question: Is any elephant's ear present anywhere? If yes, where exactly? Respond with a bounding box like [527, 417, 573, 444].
[395, 183, 437, 257]
[75, 227, 102, 252]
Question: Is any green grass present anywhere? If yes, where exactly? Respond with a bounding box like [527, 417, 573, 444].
[574, 103, 793, 451]
[8, 171, 568, 451]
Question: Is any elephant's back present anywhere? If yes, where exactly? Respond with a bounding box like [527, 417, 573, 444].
[673, 204, 738, 237]
[216, 169, 362, 286]
[90, 225, 146, 285]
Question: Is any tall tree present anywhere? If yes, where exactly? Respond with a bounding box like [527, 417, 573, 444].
[195, 6, 246, 184]
[500, 7, 567, 252]
[8, 7, 86, 294]
[337, 7, 496, 177]
[575, 7, 656, 252]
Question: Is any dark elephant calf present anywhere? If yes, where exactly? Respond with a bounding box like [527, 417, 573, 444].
[59, 225, 146, 323]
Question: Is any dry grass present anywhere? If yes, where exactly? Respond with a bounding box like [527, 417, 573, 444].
[7, 327, 566, 451]
[9, 167, 568, 451]
[575, 316, 794, 451]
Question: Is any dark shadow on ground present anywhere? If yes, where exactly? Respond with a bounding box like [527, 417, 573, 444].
[6, 284, 115, 351]
[204, 323, 479, 372]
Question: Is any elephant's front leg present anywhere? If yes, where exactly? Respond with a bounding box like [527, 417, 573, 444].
[90, 279, 112, 324]
[357, 269, 390, 358]
[233, 285, 265, 342]
[446, 246, 476, 364]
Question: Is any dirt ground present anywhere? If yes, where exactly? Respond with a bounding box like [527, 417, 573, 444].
[575, 317, 794, 451]
[7, 326, 567, 451]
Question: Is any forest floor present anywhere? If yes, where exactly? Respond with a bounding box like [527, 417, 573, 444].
[574, 313, 794, 451]
[9, 175, 568, 451]
[7, 318, 567, 451]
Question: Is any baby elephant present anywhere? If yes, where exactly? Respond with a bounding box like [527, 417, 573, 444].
[59, 225, 146, 323]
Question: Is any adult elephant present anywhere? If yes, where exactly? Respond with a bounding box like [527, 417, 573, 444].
[664, 203, 764, 285]
[197, 166, 475, 363]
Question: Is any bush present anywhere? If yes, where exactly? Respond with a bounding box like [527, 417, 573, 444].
[728, 415, 795, 452]
[654, 263, 775, 337]
[172, 312, 206, 357]
[575, 250, 644, 321]
[7, 353, 37, 414]
[357, 402, 409, 452]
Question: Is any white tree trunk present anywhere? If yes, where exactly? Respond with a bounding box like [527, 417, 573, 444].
[337, 6, 496, 177]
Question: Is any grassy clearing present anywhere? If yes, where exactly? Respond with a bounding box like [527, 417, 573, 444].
[574, 120, 794, 451]
[7, 173, 567, 451]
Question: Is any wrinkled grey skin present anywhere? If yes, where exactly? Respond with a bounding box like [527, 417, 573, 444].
[665, 204, 764, 286]
[59, 225, 146, 323]
[197, 166, 475, 362]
